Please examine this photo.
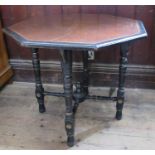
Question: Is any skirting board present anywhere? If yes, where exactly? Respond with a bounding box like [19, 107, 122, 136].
[9, 59, 155, 89]
[0, 65, 13, 88]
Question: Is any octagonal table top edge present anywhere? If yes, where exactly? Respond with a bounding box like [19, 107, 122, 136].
[3, 14, 147, 50]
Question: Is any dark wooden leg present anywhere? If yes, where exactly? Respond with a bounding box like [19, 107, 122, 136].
[116, 43, 129, 120]
[73, 51, 89, 113]
[32, 48, 46, 113]
[82, 51, 89, 95]
[60, 50, 74, 147]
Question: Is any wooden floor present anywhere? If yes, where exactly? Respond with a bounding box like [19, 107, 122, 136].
[0, 82, 155, 150]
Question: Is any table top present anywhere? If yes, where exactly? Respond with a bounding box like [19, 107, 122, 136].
[3, 14, 147, 50]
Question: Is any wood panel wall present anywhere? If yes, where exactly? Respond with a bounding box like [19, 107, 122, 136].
[0, 5, 155, 88]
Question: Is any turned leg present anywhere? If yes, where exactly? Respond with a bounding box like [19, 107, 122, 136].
[82, 51, 89, 95]
[60, 50, 74, 147]
[73, 51, 89, 113]
[116, 43, 129, 120]
[32, 48, 46, 113]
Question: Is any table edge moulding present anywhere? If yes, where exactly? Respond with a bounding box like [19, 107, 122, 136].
[3, 13, 147, 50]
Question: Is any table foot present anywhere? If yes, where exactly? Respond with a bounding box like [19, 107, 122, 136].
[67, 136, 74, 147]
[115, 111, 122, 120]
[39, 104, 46, 113]
[36, 87, 46, 113]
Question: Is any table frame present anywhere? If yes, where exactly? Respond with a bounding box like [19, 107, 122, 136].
[31, 43, 128, 147]
[3, 14, 147, 147]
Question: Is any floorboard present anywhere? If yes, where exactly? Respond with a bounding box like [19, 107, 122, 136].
[0, 82, 155, 150]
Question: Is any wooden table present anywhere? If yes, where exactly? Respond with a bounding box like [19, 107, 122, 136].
[3, 13, 147, 147]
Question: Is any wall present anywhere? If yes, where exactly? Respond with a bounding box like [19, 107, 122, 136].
[0, 5, 155, 88]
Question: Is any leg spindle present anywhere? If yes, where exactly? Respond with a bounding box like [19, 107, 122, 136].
[116, 43, 129, 120]
[32, 48, 46, 113]
[60, 50, 74, 147]
[73, 51, 89, 113]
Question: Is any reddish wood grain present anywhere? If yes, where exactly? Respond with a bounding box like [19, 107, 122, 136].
[96, 6, 117, 63]
[27, 6, 45, 17]
[1, 5, 154, 65]
[98, 6, 116, 15]
[1, 5, 155, 88]
[132, 6, 154, 64]
[117, 5, 136, 18]
[62, 5, 81, 14]
[45, 6, 62, 14]
[0, 6, 12, 26]
[81, 6, 97, 14]
[10, 6, 28, 23]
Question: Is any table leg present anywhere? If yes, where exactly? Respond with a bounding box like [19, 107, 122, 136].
[73, 51, 89, 113]
[116, 43, 129, 120]
[60, 50, 74, 147]
[82, 51, 89, 95]
[32, 48, 46, 113]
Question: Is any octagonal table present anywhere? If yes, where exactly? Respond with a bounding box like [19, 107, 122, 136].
[3, 13, 147, 147]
